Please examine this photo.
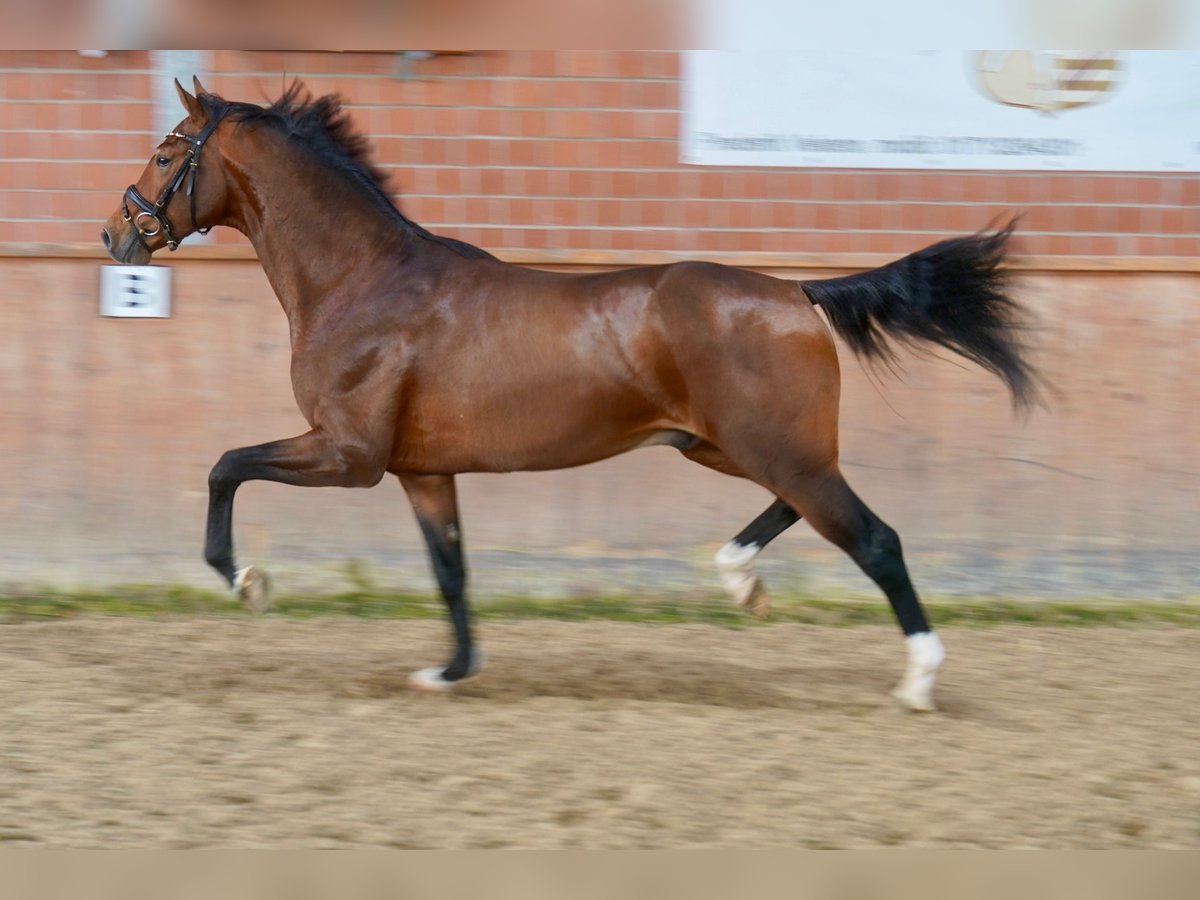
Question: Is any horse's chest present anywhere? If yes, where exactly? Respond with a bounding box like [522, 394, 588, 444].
[288, 336, 402, 429]
[287, 344, 347, 426]
[288, 363, 322, 425]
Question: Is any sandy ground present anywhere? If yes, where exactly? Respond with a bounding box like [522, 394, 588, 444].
[0, 617, 1197, 848]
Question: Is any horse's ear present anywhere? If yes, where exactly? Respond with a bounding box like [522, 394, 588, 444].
[174, 78, 202, 119]
[192, 75, 209, 97]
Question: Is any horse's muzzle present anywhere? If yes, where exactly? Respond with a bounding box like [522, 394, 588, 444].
[101, 213, 152, 265]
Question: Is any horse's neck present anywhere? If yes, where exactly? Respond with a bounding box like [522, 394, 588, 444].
[223, 144, 408, 325]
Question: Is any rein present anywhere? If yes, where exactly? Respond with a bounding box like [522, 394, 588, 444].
[122, 107, 227, 252]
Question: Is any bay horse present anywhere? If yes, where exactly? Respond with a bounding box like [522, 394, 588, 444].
[103, 79, 1037, 711]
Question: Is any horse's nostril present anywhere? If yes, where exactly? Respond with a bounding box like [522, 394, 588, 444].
[101, 228, 112, 249]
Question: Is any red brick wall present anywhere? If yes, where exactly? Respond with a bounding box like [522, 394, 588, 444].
[2, 50, 1197, 258]
[3, 257, 1197, 597]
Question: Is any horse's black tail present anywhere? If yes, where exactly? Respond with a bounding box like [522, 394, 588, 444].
[801, 221, 1038, 411]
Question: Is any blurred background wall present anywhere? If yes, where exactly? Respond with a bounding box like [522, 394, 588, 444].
[1, 51, 1197, 599]
[3, 50, 1197, 254]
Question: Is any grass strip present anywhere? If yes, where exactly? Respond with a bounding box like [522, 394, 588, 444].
[1, 585, 1198, 628]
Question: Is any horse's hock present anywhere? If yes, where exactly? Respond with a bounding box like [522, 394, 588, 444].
[1, 255, 1196, 599]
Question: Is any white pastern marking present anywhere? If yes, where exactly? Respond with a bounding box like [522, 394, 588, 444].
[408, 667, 457, 692]
[408, 649, 486, 693]
[715, 541, 761, 606]
[894, 631, 945, 712]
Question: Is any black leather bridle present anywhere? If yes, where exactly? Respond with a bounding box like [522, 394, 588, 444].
[122, 108, 226, 252]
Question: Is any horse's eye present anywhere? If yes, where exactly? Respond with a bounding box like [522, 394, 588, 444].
[156, 155, 170, 168]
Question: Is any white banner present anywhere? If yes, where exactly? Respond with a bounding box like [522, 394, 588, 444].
[682, 51, 1200, 171]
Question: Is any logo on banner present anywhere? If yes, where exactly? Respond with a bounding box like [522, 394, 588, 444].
[975, 52, 1123, 114]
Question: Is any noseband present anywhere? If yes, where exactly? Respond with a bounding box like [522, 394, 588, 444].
[122, 108, 226, 252]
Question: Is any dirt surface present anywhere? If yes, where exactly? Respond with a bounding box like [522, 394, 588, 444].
[0, 617, 1197, 848]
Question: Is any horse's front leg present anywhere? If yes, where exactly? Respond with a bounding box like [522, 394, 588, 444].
[398, 473, 482, 691]
[205, 429, 386, 610]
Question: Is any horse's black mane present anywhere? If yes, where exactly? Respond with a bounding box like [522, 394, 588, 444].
[200, 83, 494, 261]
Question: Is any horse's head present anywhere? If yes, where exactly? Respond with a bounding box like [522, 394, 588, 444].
[102, 77, 231, 264]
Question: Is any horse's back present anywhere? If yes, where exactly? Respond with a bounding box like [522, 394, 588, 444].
[484, 256, 842, 415]
[388, 255, 841, 473]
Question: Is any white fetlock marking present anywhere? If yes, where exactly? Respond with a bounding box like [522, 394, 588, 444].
[715, 541, 761, 608]
[893, 632, 945, 712]
[232, 567, 250, 596]
[907, 632, 946, 672]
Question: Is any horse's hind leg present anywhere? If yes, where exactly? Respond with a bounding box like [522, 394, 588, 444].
[688, 433, 942, 707]
[716, 499, 801, 617]
[768, 465, 944, 710]
[398, 473, 482, 690]
[682, 442, 800, 617]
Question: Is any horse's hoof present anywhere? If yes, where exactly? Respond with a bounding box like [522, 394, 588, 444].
[233, 566, 273, 614]
[891, 678, 937, 712]
[736, 577, 771, 618]
[408, 650, 486, 693]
